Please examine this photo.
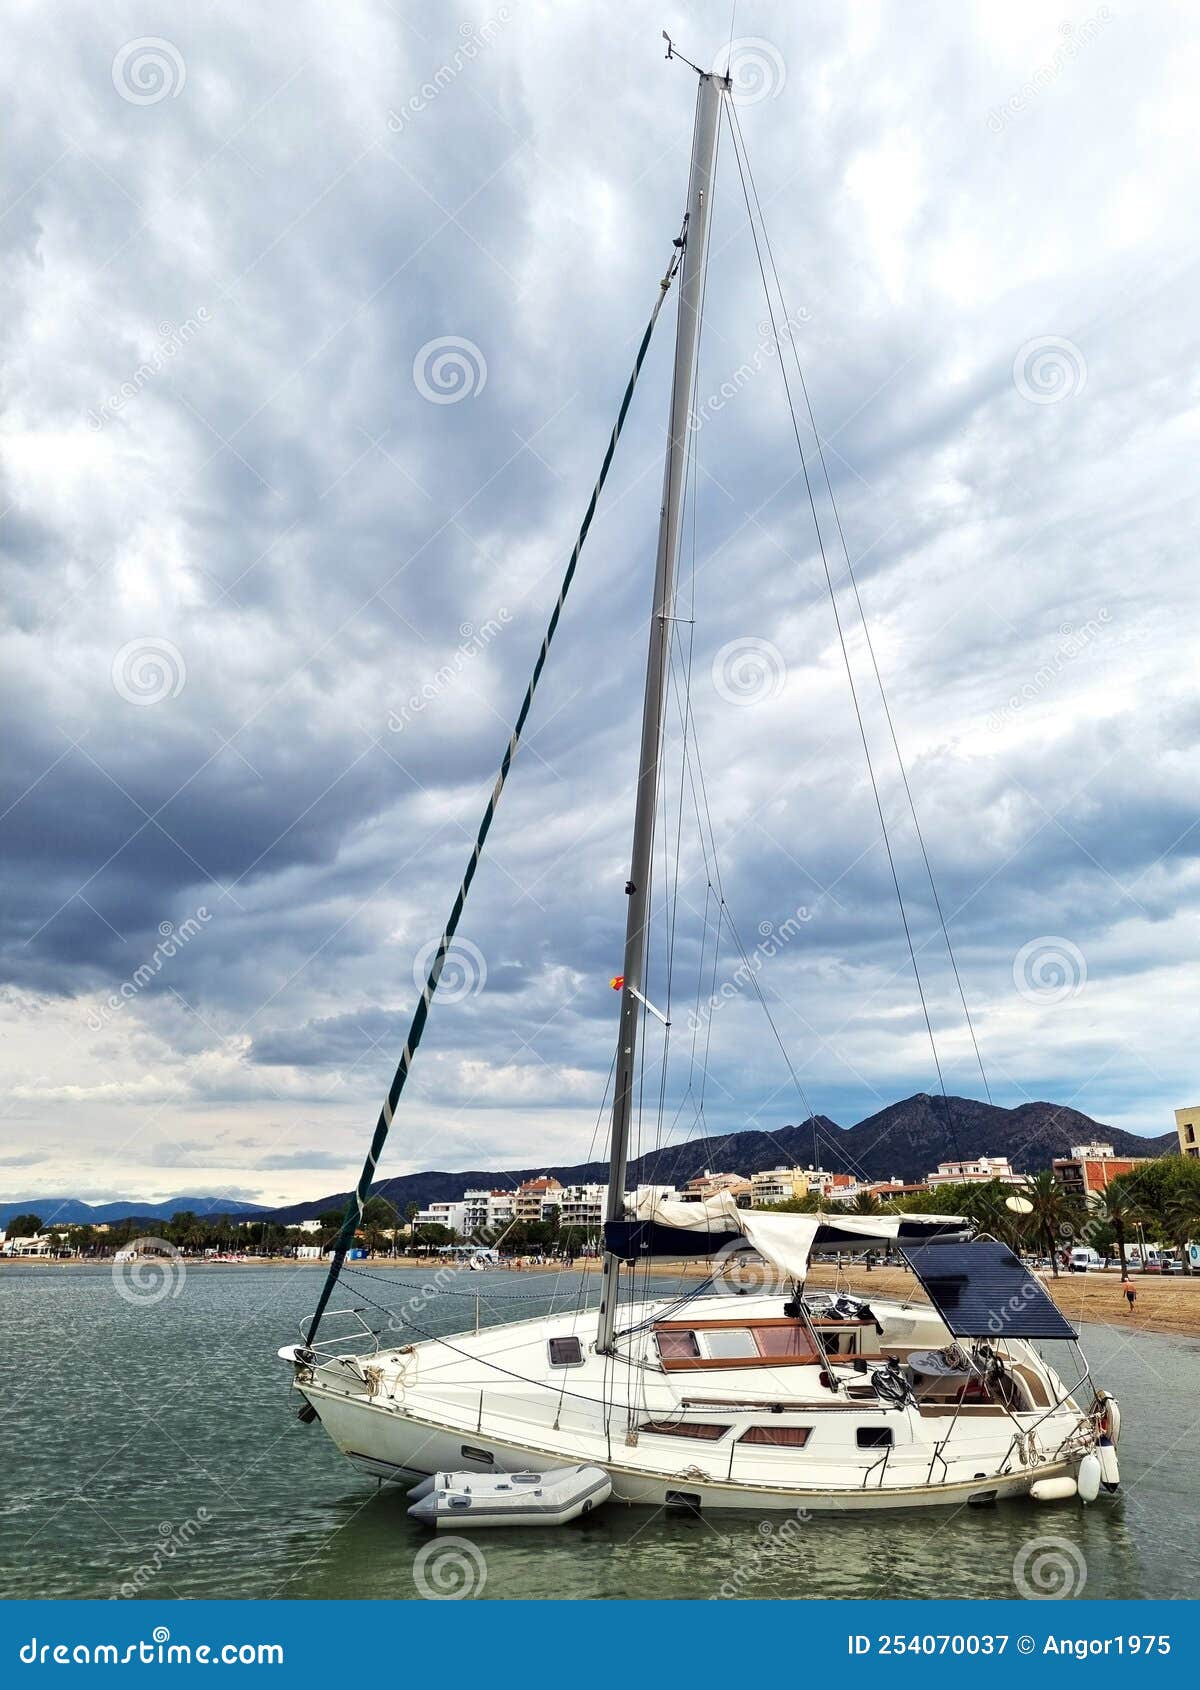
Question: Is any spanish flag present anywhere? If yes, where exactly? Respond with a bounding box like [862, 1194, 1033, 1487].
[610, 975, 625, 991]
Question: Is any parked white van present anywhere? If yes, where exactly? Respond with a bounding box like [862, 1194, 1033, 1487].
[1069, 1246, 1104, 1272]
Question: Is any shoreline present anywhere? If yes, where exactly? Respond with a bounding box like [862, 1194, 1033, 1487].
[7, 1253, 1200, 1338]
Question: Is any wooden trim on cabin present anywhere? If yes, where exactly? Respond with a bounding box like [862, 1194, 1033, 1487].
[684, 1397, 896, 1413]
[659, 1354, 819, 1372]
[655, 1318, 803, 1330]
[654, 1317, 875, 1331]
[917, 1404, 1011, 1418]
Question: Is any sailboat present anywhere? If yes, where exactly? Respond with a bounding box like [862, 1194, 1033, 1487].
[278, 50, 1122, 1513]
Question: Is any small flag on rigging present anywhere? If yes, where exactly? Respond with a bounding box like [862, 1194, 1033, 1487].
[610, 975, 625, 991]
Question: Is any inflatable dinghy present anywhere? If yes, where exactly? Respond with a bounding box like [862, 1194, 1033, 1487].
[407, 1464, 611, 1528]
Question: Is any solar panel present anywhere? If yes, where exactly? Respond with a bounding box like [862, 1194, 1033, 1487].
[898, 1240, 1077, 1340]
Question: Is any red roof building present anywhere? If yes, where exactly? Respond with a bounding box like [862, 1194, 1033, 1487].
[1052, 1142, 1152, 1202]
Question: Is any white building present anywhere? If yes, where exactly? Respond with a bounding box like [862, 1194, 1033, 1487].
[462, 1189, 516, 1236]
[2, 1233, 50, 1257]
[1068, 1141, 1118, 1161]
[413, 1201, 467, 1236]
[803, 1170, 857, 1199]
[295, 1218, 322, 1234]
[926, 1156, 1021, 1187]
[559, 1184, 607, 1231]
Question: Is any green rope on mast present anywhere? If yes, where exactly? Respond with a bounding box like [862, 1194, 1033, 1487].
[305, 243, 684, 1349]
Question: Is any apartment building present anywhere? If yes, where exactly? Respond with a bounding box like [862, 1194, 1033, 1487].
[1052, 1143, 1152, 1202]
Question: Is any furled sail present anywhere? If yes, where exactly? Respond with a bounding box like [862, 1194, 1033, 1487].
[602, 1189, 969, 1282]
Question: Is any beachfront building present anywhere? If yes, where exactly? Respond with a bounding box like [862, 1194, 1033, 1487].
[461, 1189, 516, 1236]
[1052, 1142, 1153, 1203]
[1, 1233, 50, 1257]
[559, 1184, 607, 1231]
[682, 1170, 752, 1204]
[868, 1181, 927, 1201]
[514, 1177, 564, 1224]
[413, 1201, 467, 1237]
[750, 1166, 808, 1207]
[805, 1169, 856, 1200]
[927, 1155, 1022, 1187]
[1175, 1107, 1200, 1160]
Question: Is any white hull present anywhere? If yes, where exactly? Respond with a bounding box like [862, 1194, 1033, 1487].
[288, 1288, 1105, 1514]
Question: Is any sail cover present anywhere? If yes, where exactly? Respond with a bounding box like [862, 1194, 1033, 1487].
[603, 1191, 968, 1283]
[897, 1240, 1077, 1339]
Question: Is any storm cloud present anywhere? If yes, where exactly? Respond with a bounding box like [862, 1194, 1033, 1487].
[2, 2, 1197, 1204]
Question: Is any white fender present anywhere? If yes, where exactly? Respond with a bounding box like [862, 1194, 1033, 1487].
[1105, 1395, 1122, 1445]
[1094, 1389, 1121, 1445]
[1030, 1475, 1077, 1502]
[1077, 1451, 1102, 1503]
[1098, 1440, 1120, 1492]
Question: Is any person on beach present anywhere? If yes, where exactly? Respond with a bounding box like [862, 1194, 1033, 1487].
[1123, 1282, 1137, 1314]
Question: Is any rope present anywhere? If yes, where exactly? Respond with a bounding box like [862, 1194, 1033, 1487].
[305, 232, 687, 1348]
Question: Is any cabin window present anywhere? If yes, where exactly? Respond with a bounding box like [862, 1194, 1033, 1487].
[656, 1329, 701, 1361]
[856, 1427, 893, 1449]
[739, 1425, 812, 1447]
[753, 1325, 809, 1358]
[702, 1329, 758, 1360]
[548, 1336, 584, 1367]
[640, 1420, 727, 1440]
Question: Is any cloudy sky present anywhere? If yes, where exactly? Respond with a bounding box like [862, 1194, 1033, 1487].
[2, 1, 1197, 1207]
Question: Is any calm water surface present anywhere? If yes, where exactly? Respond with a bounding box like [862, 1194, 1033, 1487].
[2, 1264, 1195, 1601]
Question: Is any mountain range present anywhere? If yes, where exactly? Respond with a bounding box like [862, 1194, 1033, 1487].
[0, 1194, 268, 1228]
[260, 1094, 1176, 1223]
[3, 1097, 1174, 1229]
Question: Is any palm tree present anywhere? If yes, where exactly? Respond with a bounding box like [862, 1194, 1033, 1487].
[1022, 1170, 1070, 1277]
[851, 1191, 881, 1215]
[1165, 1190, 1200, 1276]
[956, 1179, 1012, 1244]
[1092, 1182, 1141, 1282]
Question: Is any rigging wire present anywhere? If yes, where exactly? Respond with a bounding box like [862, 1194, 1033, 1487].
[725, 101, 992, 1108]
[661, 637, 869, 1184]
[723, 95, 966, 1155]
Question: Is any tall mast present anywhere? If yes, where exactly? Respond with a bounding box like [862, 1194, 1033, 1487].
[596, 68, 724, 1354]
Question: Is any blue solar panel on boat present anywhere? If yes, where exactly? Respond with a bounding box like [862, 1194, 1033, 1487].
[898, 1240, 1077, 1340]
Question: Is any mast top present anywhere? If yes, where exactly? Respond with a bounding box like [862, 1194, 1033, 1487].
[662, 31, 732, 90]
